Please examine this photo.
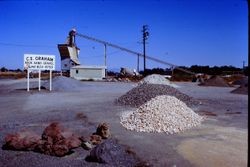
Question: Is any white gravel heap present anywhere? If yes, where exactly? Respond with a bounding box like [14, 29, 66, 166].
[120, 95, 203, 134]
[139, 74, 178, 88]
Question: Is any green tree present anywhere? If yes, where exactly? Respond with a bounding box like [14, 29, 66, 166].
[1, 67, 8, 72]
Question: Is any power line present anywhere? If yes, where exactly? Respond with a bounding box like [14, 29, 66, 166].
[76, 32, 195, 75]
[81, 49, 126, 59]
[0, 42, 56, 48]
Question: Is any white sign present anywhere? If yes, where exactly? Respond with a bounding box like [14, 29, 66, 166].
[24, 54, 55, 92]
[24, 54, 55, 70]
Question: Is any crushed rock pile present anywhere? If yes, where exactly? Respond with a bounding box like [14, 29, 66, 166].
[139, 74, 178, 88]
[116, 83, 198, 107]
[120, 95, 203, 134]
[199, 75, 230, 87]
[42, 76, 88, 91]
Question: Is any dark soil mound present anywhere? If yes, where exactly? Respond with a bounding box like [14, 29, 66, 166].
[231, 76, 248, 95]
[115, 83, 198, 107]
[231, 84, 248, 95]
[199, 75, 230, 87]
[232, 77, 248, 85]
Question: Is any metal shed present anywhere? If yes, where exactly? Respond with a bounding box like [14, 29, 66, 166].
[70, 65, 107, 80]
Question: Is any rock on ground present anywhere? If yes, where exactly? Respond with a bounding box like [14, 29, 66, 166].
[95, 122, 111, 139]
[89, 134, 102, 145]
[86, 139, 146, 166]
[2, 122, 82, 157]
[2, 130, 41, 151]
[37, 122, 81, 156]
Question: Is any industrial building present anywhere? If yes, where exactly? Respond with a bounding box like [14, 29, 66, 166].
[58, 29, 81, 73]
[58, 29, 106, 80]
[58, 44, 80, 72]
[57, 29, 193, 80]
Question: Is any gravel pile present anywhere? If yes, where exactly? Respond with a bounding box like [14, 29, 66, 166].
[139, 74, 178, 88]
[116, 83, 198, 107]
[120, 95, 203, 134]
[42, 76, 88, 91]
[199, 75, 230, 87]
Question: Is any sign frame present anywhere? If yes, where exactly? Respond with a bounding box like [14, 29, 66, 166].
[24, 54, 55, 92]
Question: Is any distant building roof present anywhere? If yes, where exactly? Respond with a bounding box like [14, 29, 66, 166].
[71, 65, 107, 69]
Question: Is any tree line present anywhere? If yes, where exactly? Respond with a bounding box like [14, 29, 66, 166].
[141, 65, 248, 76]
[1, 65, 249, 76]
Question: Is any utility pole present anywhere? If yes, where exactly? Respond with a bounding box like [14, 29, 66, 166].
[137, 54, 140, 73]
[142, 25, 149, 72]
[171, 66, 175, 76]
[104, 44, 107, 66]
[104, 44, 107, 77]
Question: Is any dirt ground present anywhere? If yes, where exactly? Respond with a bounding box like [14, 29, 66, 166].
[0, 79, 248, 167]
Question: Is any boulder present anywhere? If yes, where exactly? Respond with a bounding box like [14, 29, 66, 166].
[52, 144, 70, 157]
[82, 141, 93, 150]
[41, 122, 81, 148]
[90, 134, 102, 145]
[35, 140, 53, 155]
[79, 136, 86, 141]
[37, 122, 81, 156]
[95, 123, 110, 139]
[63, 136, 82, 149]
[3, 130, 41, 151]
[42, 122, 65, 143]
[86, 139, 141, 166]
[2, 122, 82, 157]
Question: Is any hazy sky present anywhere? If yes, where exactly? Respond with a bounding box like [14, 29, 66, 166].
[0, 0, 248, 71]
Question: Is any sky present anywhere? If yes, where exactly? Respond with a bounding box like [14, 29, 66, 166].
[0, 0, 248, 71]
